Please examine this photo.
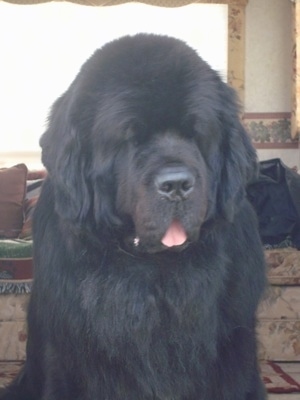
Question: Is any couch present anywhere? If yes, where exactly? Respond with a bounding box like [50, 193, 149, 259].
[257, 248, 300, 361]
[0, 165, 45, 290]
[0, 164, 44, 360]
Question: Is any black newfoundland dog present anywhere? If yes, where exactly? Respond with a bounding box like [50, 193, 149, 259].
[1, 34, 266, 400]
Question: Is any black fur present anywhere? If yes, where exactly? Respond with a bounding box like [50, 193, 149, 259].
[1, 34, 266, 400]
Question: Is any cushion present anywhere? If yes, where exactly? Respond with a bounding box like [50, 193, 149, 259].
[0, 258, 33, 281]
[19, 197, 38, 240]
[0, 164, 28, 238]
[265, 248, 300, 285]
[19, 178, 45, 239]
[0, 240, 33, 293]
[0, 239, 33, 259]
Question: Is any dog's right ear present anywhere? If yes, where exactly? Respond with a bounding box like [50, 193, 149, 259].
[40, 89, 118, 233]
[40, 94, 93, 226]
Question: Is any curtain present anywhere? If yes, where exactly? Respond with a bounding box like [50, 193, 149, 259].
[1, 0, 248, 6]
[292, 0, 300, 139]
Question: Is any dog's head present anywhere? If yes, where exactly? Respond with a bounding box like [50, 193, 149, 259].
[40, 34, 257, 253]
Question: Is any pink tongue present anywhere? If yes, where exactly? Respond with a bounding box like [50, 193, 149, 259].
[161, 220, 187, 247]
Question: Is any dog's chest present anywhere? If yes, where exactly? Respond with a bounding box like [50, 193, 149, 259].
[80, 253, 221, 359]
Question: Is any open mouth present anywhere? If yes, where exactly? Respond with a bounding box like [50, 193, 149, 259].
[131, 219, 190, 253]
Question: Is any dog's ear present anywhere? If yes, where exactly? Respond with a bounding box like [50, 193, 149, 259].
[216, 83, 258, 221]
[40, 94, 118, 231]
[40, 94, 92, 225]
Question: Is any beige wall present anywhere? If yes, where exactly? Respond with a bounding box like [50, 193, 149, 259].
[245, 0, 292, 113]
[244, 0, 299, 168]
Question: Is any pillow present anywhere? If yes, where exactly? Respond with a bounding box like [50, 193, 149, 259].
[19, 180, 44, 239]
[27, 169, 47, 181]
[0, 164, 28, 238]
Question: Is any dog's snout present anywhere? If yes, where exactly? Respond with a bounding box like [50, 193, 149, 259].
[155, 167, 195, 201]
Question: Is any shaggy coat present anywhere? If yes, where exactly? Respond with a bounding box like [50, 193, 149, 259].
[1, 34, 266, 400]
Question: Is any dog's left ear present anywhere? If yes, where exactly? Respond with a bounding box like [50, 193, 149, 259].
[217, 83, 258, 221]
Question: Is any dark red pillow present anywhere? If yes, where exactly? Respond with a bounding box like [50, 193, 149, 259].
[0, 164, 28, 238]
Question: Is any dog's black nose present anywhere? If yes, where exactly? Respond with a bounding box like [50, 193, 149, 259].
[155, 167, 195, 201]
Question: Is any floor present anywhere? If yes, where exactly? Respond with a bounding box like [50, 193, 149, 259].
[266, 362, 300, 399]
[269, 396, 299, 399]
[0, 361, 299, 399]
